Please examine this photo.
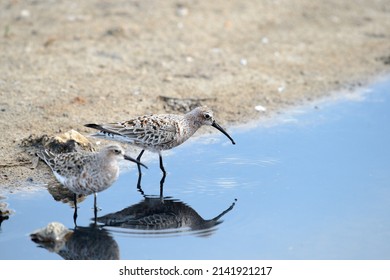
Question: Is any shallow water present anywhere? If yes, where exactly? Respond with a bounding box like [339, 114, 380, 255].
[1, 78, 390, 260]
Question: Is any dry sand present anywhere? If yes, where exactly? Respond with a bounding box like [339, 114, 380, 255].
[1, 0, 390, 192]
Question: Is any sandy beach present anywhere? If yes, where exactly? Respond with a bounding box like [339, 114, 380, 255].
[1, 0, 390, 191]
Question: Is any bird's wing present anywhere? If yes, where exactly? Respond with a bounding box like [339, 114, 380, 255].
[37, 150, 87, 178]
[88, 115, 178, 146]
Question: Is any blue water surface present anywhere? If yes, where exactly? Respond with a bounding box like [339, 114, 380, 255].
[1, 78, 390, 260]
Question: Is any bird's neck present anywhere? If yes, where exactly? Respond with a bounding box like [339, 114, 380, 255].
[181, 115, 202, 140]
[98, 155, 119, 183]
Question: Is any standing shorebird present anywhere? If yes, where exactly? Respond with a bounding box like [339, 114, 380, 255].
[37, 144, 147, 224]
[84, 106, 236, 175]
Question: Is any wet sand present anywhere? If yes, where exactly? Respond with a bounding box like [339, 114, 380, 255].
[1, 0, 390, 191]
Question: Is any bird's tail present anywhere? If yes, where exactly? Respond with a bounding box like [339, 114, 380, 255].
[36, 149, 56, 167]
[84, 123, 105, 131]
[84, 123, 134, 144]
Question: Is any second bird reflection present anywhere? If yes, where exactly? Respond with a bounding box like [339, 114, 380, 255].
[31, 222, 119, 260]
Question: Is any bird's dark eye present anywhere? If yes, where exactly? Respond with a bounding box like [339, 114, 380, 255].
[204, 113, 211, 119]
[114, 149, 121, 154]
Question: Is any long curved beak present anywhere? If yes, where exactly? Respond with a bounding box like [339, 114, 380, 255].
[124, 154, 148, 169]
[212, 121, 236, 145]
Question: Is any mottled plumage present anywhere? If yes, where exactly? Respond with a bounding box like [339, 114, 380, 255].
[37, 144, 147, 224]
[85, 106, 235, 174]
[37, 144, 144, 195]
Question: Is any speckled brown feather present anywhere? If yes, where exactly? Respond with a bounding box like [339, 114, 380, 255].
[36, 145, 140, 195]
[85, 106, 235, 153]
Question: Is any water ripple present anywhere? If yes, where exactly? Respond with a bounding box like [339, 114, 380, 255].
[214, 156, 279, 167]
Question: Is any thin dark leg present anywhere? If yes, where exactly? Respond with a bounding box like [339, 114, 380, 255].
[159, 172, 166, 199]
[93, 193, 97, 224]
[136, 150, 145, 190]
[137, 150, 145, 175]
[73, 193, 78, 227]
[159, 153, 166, 199]
[159, 153, 166, 175]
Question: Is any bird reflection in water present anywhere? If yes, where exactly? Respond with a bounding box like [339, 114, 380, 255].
[97, 174, 237, 237]
[46, 183, 87, 226]
[30, 222, 119, 260]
